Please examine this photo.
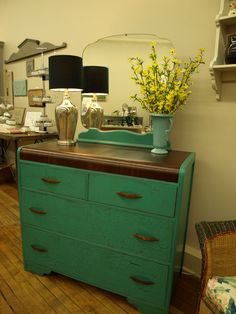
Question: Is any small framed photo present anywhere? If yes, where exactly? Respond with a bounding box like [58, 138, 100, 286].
[26, 59, 35, 77]
[13, 80, 27, 96]
[28, 89, 44, 107]
[11, 107, 26, 125]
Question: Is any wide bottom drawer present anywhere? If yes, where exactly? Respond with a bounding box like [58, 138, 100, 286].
[22, 225, 169, 307]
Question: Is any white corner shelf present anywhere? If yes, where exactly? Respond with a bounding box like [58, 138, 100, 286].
[218, 14, 236, 26]
[210, 0, 236, 100]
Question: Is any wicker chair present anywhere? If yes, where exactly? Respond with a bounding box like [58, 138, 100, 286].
[195, 220, 236, 313]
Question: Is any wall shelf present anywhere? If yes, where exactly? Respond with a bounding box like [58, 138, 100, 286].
[218, 14, 236, 26]
[210, 0, 236, 100]
[28, 66, 54, 132]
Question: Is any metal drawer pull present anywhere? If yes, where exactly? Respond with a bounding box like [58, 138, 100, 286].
[130, 276, 155, 286]
[133, 233, 159, 242]
[116, 191, 142, 199]
[29, 207, 47, 215]
[31, 245, 48, 253]
[41, 178, 61, 184]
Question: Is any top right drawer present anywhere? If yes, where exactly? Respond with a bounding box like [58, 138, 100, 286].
[89, 172, 177, 217]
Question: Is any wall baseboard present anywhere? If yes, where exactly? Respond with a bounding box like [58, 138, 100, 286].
[183, 245, 202, 278]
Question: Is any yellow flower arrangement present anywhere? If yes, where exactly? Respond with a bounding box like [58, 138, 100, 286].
[128, 43, 205, 115]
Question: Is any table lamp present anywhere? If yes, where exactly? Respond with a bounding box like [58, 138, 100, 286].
[49, 55, 83, 145]
[82, 66, 109, 128]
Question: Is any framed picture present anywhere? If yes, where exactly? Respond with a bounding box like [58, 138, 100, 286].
[11, 107, 26, 125]
[13, 80, 27, 96]
[4, 70, 14, 106]
[26, 59, 35, 77]
[28, 89, 44, 107]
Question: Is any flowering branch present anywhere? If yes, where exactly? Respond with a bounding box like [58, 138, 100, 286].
[128, 43, 205, 114]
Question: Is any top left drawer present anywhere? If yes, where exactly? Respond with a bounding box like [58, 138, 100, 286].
[19, 161, 88, 200]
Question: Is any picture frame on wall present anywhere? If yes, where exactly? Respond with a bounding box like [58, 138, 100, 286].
[26, 59, 35, 77]
[4, 70, 14, 106]
[13, 80, 28, 96]
[28, 89, 44, 107]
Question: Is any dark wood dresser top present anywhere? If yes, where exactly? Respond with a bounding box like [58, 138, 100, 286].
[19, 140, 193, 182]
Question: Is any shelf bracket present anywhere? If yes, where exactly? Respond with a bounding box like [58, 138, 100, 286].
[209, 65, 221, 101]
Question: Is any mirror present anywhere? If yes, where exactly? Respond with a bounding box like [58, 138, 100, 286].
[82, 33, 174, 131]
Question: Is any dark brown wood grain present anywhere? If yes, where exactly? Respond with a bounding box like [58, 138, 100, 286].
[19, 141, 192, 182]
[0, 131, 57, 141]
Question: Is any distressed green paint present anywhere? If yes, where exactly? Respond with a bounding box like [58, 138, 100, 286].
[20, 189, 174, 263]
[22, 225, 168, 308]
[89, 172, 177, 217]
[20, 160, 88, 200]
[17, 135, 195, 314]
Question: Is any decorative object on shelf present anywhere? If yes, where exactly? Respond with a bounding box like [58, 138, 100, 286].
[49, 54, 83, 145]
[110, 103, 141, 128]
[4, 70, 14, 106]
[225, 34, 236, 63]
[210, 0, 236, 100]
[32, 115, 54, 133]
[82, 66, 109, 129]
[30, 68, 49, 77]
[5, 38, 67, 64]
[0, 100, 14, 124]
[102, 113, 143, 133]
[129, 43, 204, 154]
[5, 119, 16, 126]
[104, 114, 143, 127]
[150, 114, 172, 154]
[229, 2, 236, 15]
[13, 80, 27, 97]
[125, 105, 139, 127]
[26, 59, 35, 77]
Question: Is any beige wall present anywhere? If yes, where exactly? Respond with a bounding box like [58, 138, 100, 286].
[2, 0, 234, 275]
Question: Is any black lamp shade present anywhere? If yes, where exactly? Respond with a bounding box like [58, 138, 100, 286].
[82, 66, 109, 95]
[49, 55, 83, 91]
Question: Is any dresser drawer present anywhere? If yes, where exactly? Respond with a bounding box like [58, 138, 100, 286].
[21, 190, 174, 263]
[89, 172, 177, 217]
[22, 225, 169, 307]
[19, 161, 88, 199]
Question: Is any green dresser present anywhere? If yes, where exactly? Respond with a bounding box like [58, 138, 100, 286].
[17, 130, 195, 314]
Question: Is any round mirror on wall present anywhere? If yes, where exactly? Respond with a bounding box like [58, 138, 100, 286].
[82, 33, 174, 132]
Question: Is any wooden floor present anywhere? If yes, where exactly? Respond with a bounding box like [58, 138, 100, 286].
[0, 181, 201, 314]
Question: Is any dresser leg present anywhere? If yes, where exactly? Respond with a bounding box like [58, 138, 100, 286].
[127, 298, 168, 314]
[24, 262, 52, 276]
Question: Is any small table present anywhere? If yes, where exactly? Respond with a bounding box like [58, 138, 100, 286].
[0, 132, 58, 165]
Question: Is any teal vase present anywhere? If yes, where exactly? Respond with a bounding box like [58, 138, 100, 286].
[150, 114, 173, 155]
